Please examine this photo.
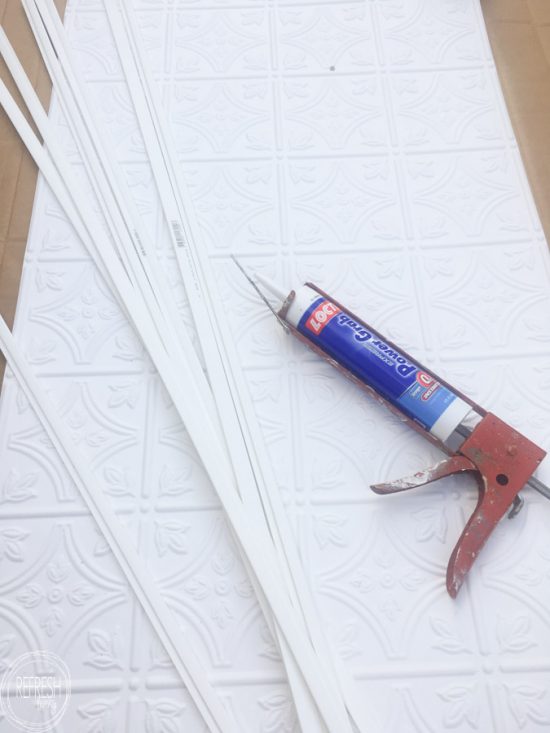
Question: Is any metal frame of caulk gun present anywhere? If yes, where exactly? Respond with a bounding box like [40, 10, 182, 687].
[279, 283, 550, 502]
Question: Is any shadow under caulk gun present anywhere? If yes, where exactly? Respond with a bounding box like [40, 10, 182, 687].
[233, 256, 550, 599]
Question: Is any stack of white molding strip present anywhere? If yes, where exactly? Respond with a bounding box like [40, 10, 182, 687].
[1, 0, 550, 731]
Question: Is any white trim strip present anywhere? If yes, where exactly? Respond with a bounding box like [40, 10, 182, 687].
[97, 6, 331, 731]
[23, 2, 349, 723]
[101, 3, 354, 729]
[2, 7, 356, 730]
[0, 317, 235, 733]
[0, 65, 340, 733]
[0, 17, 221, 438]
[0, 74, 241, 732]
[109, 1, 376, 730]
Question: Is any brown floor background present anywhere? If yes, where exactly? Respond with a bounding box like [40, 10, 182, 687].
[0, 0, 549, 384]
[0, 0, 65, 383]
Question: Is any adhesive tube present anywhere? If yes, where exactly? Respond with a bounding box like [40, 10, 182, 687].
[261, 279, 472, 443]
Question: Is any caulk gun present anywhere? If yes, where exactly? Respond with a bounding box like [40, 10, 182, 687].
[234, 259, 550, 598]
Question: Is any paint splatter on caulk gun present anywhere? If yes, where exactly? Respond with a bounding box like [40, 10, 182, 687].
[233, 258, 550, 598]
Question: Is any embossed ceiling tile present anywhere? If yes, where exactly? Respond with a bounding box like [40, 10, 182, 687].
[224, 618, 288, 679]
[44, 376, 149, 505]
[303, 391, 445, 500]
[37, 377, 147, 489]
[430, 357, 506, 411]
[473, 496, 546, 590]
[0, 515, 132, 660]
[60, 694, 127, 732]
[63, 8, 124, 81]
[474, 513, 550, 653]
[133, 9, 167, 78]
[502, 366, 550, 450]
[389, 68, 504, 150]
[381, 677, 495, 733]
[24, 175, 91, 262]
[64, 0, 103, 13]
[276, 4, 375, 75]
[277, 3, 375, 74]
[0, 378, 84, 512]
[119, 162, 166, 243]
[473, 358, 550, 447]
[167, 79, 274, 158]
[417, 243, 550, 355]
[240, 366, 294, 490]
[125, 689, 214, 733]
[403, 151, 533, 242]
[172, 8, 269, 77]
[83, 84, 149, 163]
[64, 682, 298, 731]
[491, 673, 550, 732]
[375, 0, 484, 69]
[17, 261, 127, 370]
[42, 99, 83, 167]
[228, 682, 297, 733]
[148, 508, 282, 675]
[286, 157, 406, 250]
[294, 361, 420, 499]
[281, 75, 389, 154]
[184, 162, 281, 253]
[20, 316, 150, 378]
[306, 500, 467, 662]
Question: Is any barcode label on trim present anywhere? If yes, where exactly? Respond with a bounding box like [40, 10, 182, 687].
[171, 220, 185, 248]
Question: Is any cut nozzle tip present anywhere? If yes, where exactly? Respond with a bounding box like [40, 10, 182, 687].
[230, 255, 289, 331]
[230, 256, 288, 302]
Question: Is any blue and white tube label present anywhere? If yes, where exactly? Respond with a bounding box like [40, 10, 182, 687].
[296, 294, 464, 435]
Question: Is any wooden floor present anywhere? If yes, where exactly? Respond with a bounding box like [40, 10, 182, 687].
[481, 0, 550, 238]
[1, 0, 549, 383]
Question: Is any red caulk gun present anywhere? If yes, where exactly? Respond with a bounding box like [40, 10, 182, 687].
[234, 259, 550, 598]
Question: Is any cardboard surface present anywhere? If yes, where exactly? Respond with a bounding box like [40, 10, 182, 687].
[481, 0, 550, 239]
[0, 0, 65, 383]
